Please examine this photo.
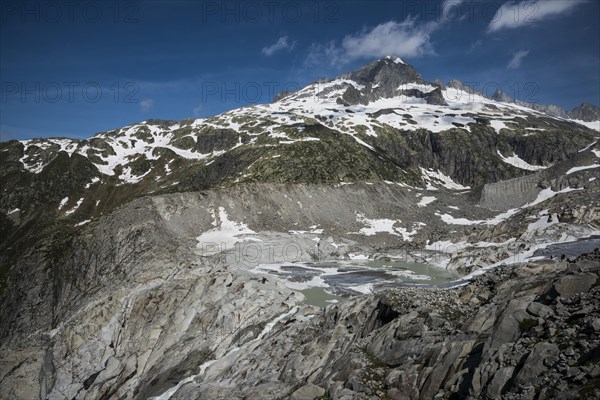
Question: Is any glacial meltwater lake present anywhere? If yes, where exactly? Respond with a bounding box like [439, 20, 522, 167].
[250, 260, 462, 308]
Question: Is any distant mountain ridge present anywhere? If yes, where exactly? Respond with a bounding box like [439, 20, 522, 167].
[276, 56, 600, 123]
[488, 89, 600, 122]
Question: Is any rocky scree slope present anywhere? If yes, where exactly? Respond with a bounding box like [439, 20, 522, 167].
[4, 186, 595, 400]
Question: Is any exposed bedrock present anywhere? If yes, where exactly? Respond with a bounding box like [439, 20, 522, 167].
[159, 253, 600, 400]
[478, 147, 600, 211]
[478, 173, 544, 210]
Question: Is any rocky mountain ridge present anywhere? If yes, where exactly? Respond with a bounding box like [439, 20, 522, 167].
[489, 89, 600, 122]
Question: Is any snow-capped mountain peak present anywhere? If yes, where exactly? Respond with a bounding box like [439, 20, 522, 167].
[6, 58, 600, 197]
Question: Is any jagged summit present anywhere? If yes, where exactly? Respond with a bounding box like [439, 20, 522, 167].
[342, 56, 419, 84]
[570, 103, 600, 122]
[275, 58, 597, 118]
[384, 55, 406, 64]
[302, 57, 447, 106]
[341, 56, 423, 92]
[274, 57, 426, 104]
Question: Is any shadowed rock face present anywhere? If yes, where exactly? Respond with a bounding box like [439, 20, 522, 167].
[424, 86, 448, 106]
[194, 128, 250, 153]
[341, 85, 368, 106]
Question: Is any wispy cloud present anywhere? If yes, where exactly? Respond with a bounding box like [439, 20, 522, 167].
[488, 0, 586, 33]
[193, 104, 203, 117]
[467, 39, 483, 53]
[262, 36, 296, 56]
[305, 1, 474, 68]
[507, 49, 530, 69]
[343, 19, 436, 59]
[307, 18, 437, 67]
[140, 99, 154, 112]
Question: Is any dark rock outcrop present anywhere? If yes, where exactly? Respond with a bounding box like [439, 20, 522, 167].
[343, 57, 424, 90]
[425, 86, 448, 106]
[194, 128, 249, 153]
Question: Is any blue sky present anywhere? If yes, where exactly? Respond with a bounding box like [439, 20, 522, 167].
[1, 0, 599, 141]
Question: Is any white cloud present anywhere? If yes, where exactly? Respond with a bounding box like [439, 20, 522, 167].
[193, 104, 203, 117]
[343, 19, 436, 59]
[262, 36, 296, 56]
[507, 49, 530, 69]
[488, 0, 586, 32]
[307, 18, 436, 67]
[305, 1, 481, 68]
[140, 99, 153, 112]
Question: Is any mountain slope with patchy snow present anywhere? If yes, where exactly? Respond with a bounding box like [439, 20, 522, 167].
[1, 57, 600, 400]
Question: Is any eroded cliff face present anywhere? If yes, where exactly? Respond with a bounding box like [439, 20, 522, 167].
[0, 192, 304, 399]
[0, 184, 418, 400]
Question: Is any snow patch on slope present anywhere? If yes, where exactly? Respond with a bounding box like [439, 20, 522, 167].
[497, 150, 548, 171]
[571, 119, 600, 132]
[527, 213, 559, 232]
[196, 207, 259, 255]
[417, 196, 437, 207]
[354, 213, 419, 241]
[58, 197, 69, 210]
[421, 168, 470, 190]
[566, 164, 600, 175]
[65, 198, 84, 215]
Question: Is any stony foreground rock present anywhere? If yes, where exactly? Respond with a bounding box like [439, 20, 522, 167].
[174, 252, 600, 400]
